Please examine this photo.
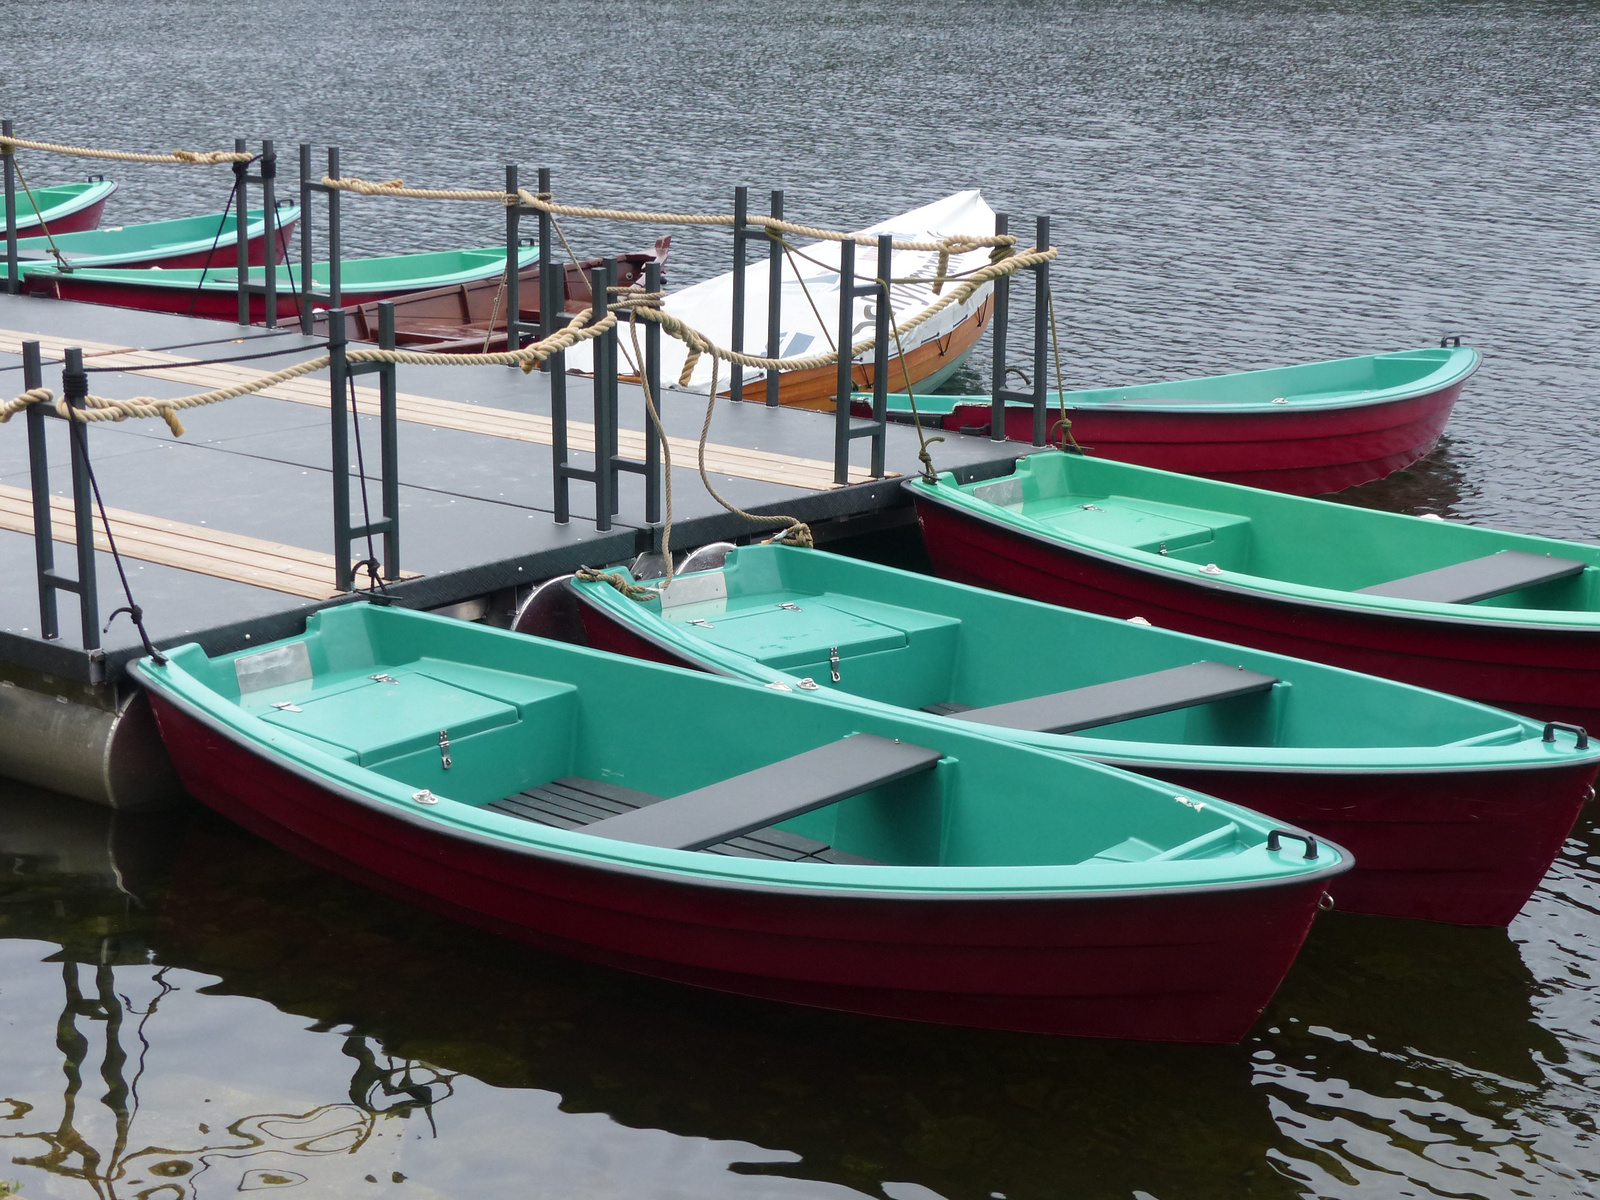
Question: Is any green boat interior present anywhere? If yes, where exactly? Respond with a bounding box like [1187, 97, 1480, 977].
[11, 207, 287, 261]
[605, 544, 1535, 753]
[32, 245, 537, 290]
[153, 604, 1301, 875]
[881, 345, 1476, 414]
[951, 453, 1600, 613]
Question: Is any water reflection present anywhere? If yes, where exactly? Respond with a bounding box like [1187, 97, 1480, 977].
[4, 791, 1596, 1199]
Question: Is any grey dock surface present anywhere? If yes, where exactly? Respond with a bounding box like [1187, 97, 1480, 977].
[0, 294, 1025, 685]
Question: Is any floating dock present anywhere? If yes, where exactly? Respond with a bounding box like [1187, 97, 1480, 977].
[0, 292, 1027, 808]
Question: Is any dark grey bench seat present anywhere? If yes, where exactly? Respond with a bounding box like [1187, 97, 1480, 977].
[1357, 550, 1586, 605]
[930, 661, 1278, 735]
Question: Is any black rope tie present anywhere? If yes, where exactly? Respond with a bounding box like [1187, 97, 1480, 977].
[187, 153, 258, 319]
[347, 374, 388, 596]
[62, 365, 167, 665]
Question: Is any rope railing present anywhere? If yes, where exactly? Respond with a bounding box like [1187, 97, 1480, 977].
[317, 175, 1019, 255]
[0, 134, 252, 165]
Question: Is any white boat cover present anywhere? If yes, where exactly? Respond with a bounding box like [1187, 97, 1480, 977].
[565, 190, 997, 395]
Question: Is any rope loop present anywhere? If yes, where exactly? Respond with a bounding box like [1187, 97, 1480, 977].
[574, 566, 661, 602]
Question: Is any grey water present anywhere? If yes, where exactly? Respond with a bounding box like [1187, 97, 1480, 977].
[2, 1, 1598, 1196]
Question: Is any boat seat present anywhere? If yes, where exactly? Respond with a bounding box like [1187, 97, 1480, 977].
[1357, 550, 1586, 604]
[582, 733, 943, 852]
[935, 661, 1278, 735]
[488, 776, 880, 864]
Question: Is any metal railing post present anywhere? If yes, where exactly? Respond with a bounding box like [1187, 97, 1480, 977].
[326, 147, 342, 311]
[538, 167, 555, 355]
[989, 211, 1010, 442]
[259, 140, 277, 329]
[870, 232, 892, 478]
[833, 238, 856, 484]
[62, 349, 99, 650]
[505, 165, 521, 353]
[22, 342, 56, 638]
[591, 261, 616, 530]
[1031, 214, 1050, 447]
[377, 301, 400, 578]
[3, 119, 18, 296]
[298, 143, 315, 333]
[328, 309, 352, 592]
[764, 189, 783, 406]
[644, 259, 663, 524]
[730, 185, 748, 404]
[234, 138, 250, 326]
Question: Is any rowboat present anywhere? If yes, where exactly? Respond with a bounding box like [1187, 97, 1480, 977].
[320, 240, 670, 354]
[7, 206, 299, 276]
[25, 245, 539, 323]
[572, 544, 1599, 925]
[908, 451, 1600, 727]
[872, 344, 1479, 495]
[564, 191, 996, 406]
[4, 178, 118, 237]
[133, 601, 1348, 1043]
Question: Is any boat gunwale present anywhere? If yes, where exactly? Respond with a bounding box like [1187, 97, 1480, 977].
[9, 205, 300, 271]
[8, 177, 118, 227]
[877, 345, 1480, 417]
[133, 636, 1350, 902]
[568, 562, 1598, 776]
[907, 467, 1600, 633]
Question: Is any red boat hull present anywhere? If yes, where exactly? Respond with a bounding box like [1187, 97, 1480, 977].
[932, 382, 1466, 495]
[913, 490, 1600, 730]
[146, 692, 1329, 1043]
[578, 599, 1596, 927]
[10, 192, 112, 237]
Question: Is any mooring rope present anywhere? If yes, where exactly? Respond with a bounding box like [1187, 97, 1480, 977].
[0, 135, 252, 165]
[695, 358, 813, 548]
[318, 175, 1018, 254]
[573, 565, 661, 601]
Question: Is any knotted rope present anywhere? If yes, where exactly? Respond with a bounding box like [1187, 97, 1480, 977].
[573, 565, 661, 601]
[319, 175, 1018, 254]
[0, 135, 252, 165]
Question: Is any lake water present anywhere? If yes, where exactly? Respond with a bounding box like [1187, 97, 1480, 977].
[2, 1, 1598, 1197]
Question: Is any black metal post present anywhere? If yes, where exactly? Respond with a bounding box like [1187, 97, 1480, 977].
[538, 167, 555, 354]
[298, 143, 315, 334]
[3, 119, 18, 296]
[591, 260, 616, 530]
[62, 349, 99, 651]
[990, 211, 1010, 442]
[765, 189, 783, 406]
[377, 302, 400, 578]
[22, 342, 56, 638]
[234, 138, 250, 326]
[259, 140, 277, 330]
[328, 309, 352, 592]
[1031, 215, 1050, 447]
[505, 165, 521, 353]
[870, 233, 892, 479]
[644, 259, 663, 524]
[730, 186, 748, 404]
[327, 147, 342, 311]
[833, 238, 857, 484]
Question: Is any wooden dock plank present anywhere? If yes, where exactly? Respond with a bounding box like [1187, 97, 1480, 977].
[0, 330, 876, 489]
[0, 483, 419, 600]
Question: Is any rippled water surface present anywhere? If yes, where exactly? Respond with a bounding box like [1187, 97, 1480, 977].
[3, 2, 1599, 1197]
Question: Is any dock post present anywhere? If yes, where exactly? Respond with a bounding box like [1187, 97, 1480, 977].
[833, 237, 857, 485]
[764, 189, 783, 406]
[259, 140, 278, 330]
[730, 186, 748, 404]
[298, 144, 315, 334]
[234, 138, 251, 326]
[869, 233, 892, 478]
[377, 302, 400, 579]
[537, 167, 555, 358]
[591, 261, 616, 531]
[62, 349, 100, 651]
[989, 212, 1010, 442]
[1030, 215, 1050, 447]
[644, 259, 663, 524]
[505, 165, 522, 353]
[328, 309, 352, 592]
[3, 119, 18, 296]
[327, 147, 342, 312]
[22, 342, 57, 639]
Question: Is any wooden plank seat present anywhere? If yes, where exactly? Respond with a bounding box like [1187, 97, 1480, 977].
[574, 733, 942, 852]
[487, 773, 885, 864]
[1356, 550, 1587, 605]
[928, 661, 1279, 735]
